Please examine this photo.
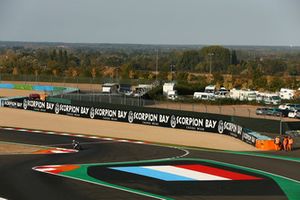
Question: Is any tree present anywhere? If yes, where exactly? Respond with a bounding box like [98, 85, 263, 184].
[200, 46, 230, 73]
[212, 72, 224, 85]
[177, 50, 201, 71]
[119, 64, 133, 79]
[230, 50, 238, 65]
[269, 77, 284, 91]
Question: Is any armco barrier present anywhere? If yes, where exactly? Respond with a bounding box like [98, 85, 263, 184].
[3, 98, 259, 147]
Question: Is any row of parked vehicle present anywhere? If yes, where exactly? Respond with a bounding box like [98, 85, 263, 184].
[256, 103, 300, 118]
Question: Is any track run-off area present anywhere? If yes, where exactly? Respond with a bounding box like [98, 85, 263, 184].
[1, 127, 300, 199]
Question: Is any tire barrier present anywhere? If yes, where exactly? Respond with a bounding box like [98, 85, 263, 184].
[3, 98, 263, 148]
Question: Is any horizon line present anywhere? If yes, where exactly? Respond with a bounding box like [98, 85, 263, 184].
[0, 40, 299, 48]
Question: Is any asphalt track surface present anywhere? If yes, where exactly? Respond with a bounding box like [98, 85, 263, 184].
[1, 129, 300, 200]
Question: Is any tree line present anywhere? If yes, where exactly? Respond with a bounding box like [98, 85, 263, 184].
[1, 45, 300, 91]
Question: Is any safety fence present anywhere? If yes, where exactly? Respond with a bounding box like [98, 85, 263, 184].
[56, 93, 154, 107]
[2, 97, 278, 149]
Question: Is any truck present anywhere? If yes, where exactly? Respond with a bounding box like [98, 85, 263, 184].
[163, 83, 175, 95]
[163, 82, 178, 100]
[204, 85, 216, 94]
[102, 83, 119, 93]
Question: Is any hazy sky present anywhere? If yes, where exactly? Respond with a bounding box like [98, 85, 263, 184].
[0, 0, 300, 46]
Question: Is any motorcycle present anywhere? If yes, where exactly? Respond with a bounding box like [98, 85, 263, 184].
[72, 140, 82, 150]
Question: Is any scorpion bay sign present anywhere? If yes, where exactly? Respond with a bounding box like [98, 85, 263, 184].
[3, 98, 257, 146]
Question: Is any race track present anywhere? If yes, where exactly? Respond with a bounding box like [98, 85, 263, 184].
[1, 128, 300, 200]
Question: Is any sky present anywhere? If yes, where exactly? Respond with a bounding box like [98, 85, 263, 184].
[0, 0, 300, 46]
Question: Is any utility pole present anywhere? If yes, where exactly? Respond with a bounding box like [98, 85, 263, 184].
[208, 53, 214, 75]
[170, 63, 175, 81]
[155, 49, 158, 82]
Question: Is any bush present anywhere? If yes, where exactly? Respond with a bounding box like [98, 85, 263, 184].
[175, 82, 206, 95]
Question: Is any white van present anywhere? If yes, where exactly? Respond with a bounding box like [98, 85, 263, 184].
[193, 92, 215, 100]
[263, 94, 281, 105]
[167, 90, 178, 100]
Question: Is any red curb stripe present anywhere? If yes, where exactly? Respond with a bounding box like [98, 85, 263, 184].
[175, 164, 262, 180]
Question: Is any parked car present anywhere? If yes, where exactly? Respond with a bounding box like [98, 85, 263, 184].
[268, 108, 288, 117]
[296, 112, 300, 119]
[288, 110, 300, 118]
[289, 104, 300, 111]
[256, 107, 269, 115]
[265, 108, 282, 116]
[279, 103, 290, 110]
[280, 104, 300, 111]
[277, 109, 290, 117]
[256, 107, 284, 117]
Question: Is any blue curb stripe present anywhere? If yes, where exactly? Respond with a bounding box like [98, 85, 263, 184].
[110, 166, 194, 181]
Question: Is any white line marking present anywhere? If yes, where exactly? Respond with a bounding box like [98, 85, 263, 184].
[0, 197, 8, 200]
[118, 139, 129, 142]
[18, 129, 28, 132]
[60, 133, 71, 136]
[102, 138, 113, 140]
[134, 141, 145, 144]
[88, 136, 99, 139]
[46, 131, 55, 134]
[176, 148, 190, 158]
[3, 127, 14, 130]
[32, 130, 42, 133]
[74, 135, 84, 137]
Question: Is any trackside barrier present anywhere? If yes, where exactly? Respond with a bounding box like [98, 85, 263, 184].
[241, 129, 275, 150]
[0, 96, 25, 107]
[0, 83, 79, 96]
[2, 98, 262, 148]
[255, 140, 277, 151]
[0, 83, 14, 89]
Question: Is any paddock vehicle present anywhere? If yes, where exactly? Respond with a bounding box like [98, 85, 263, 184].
[256, 107, 289, 117]
[284, 104, 300, 111]
[256, 107, 269, 115]
[193, 92, 215, 101]
[288, 110, 300, 118]
[265, 108, 284, 117]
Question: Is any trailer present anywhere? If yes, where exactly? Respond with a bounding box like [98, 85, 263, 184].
[229, 89, 256, 101]
[279, 88, 295, 100]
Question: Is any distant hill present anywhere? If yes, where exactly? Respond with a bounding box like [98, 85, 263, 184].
[1, 41, 299, 53]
